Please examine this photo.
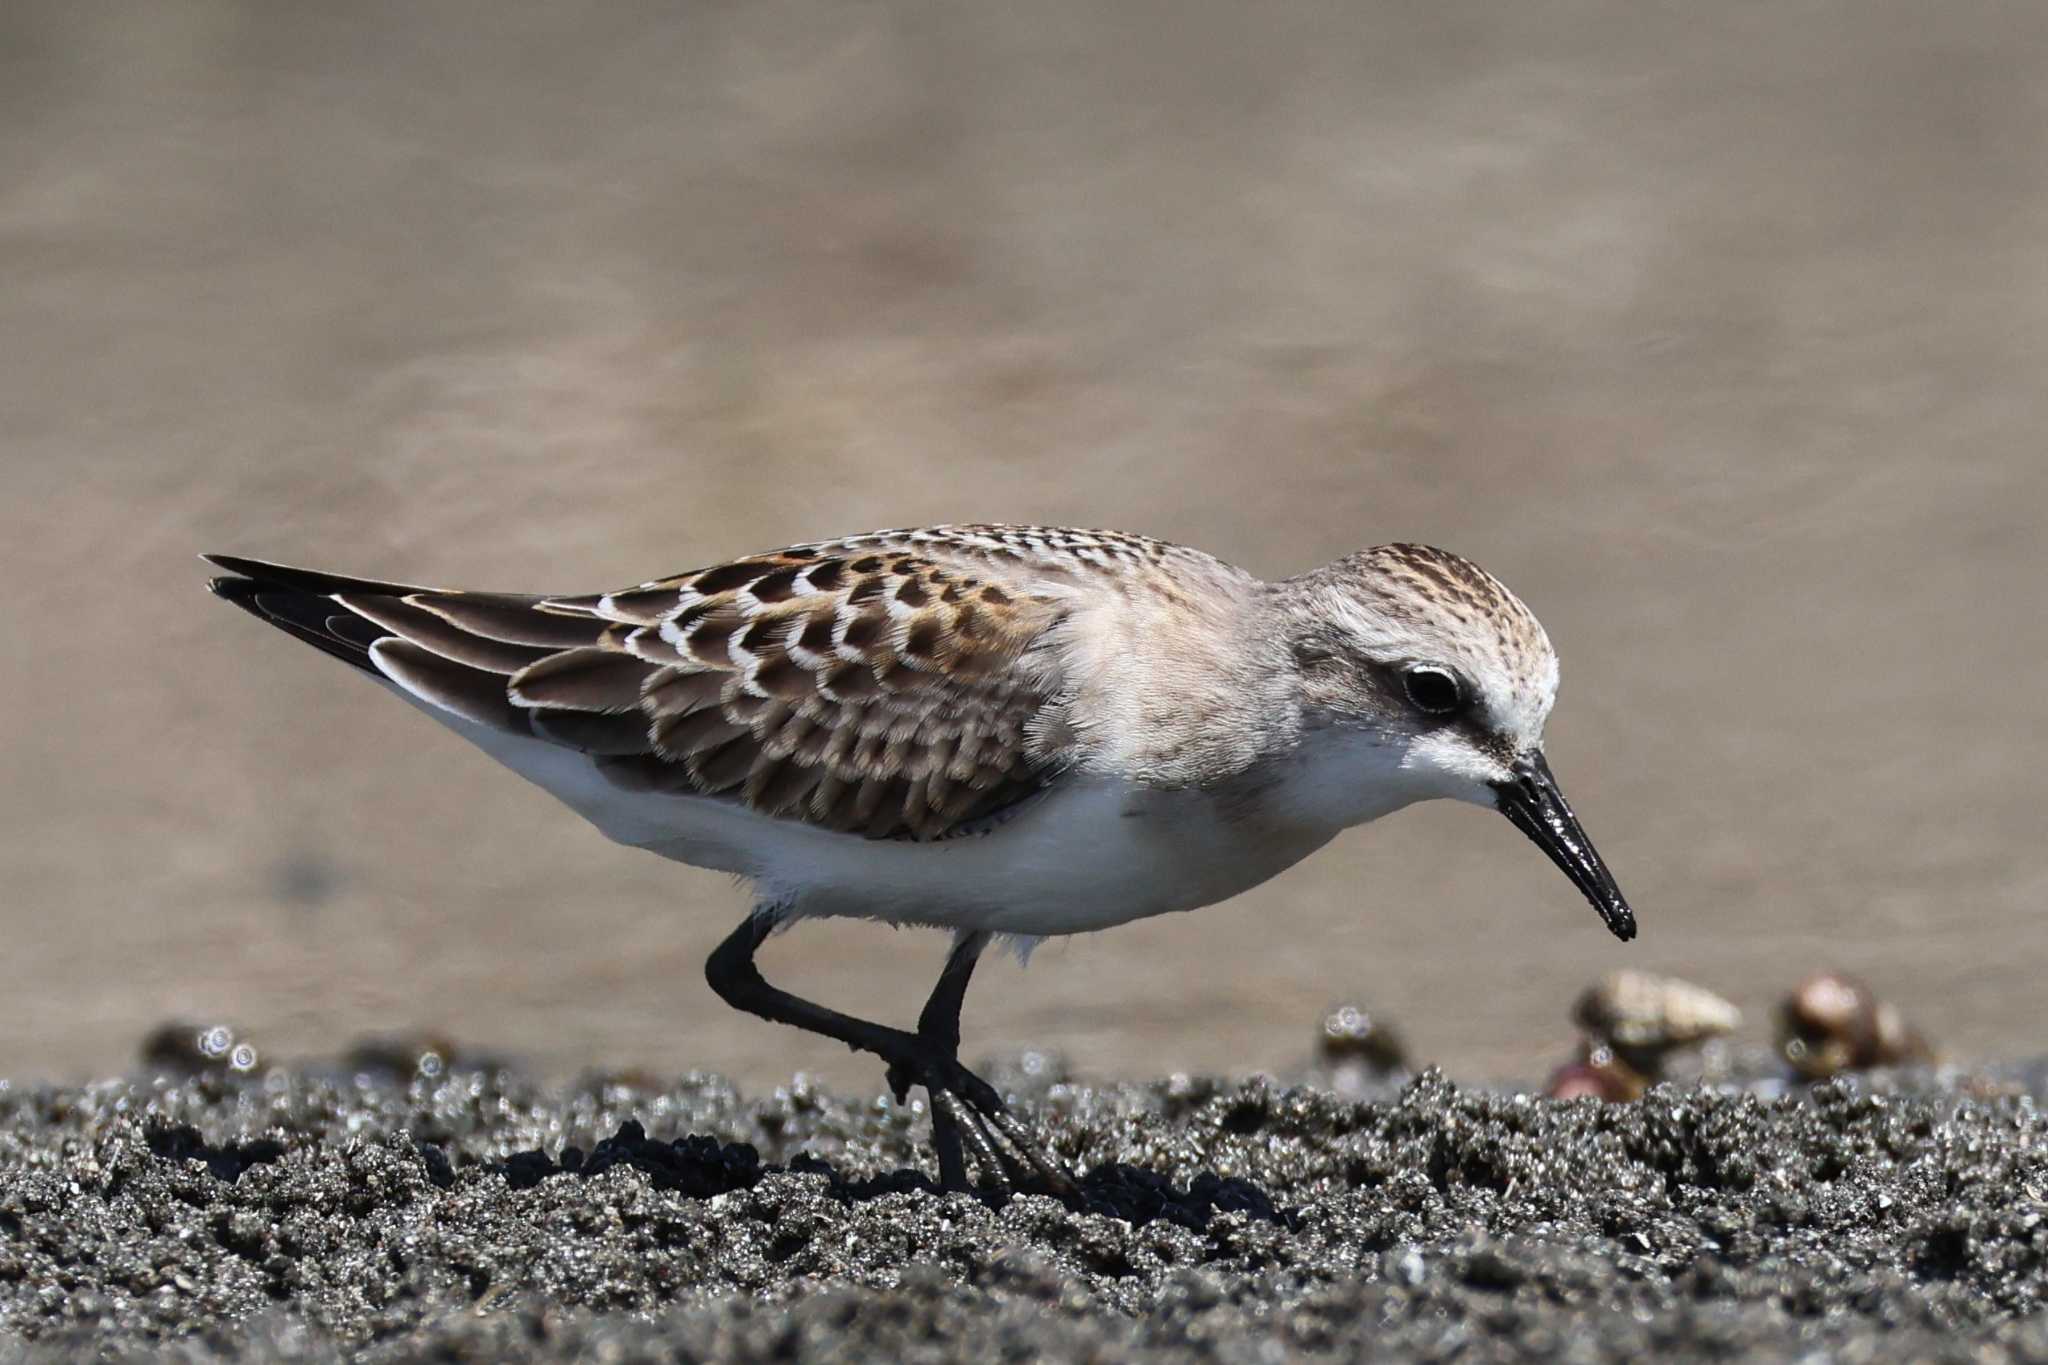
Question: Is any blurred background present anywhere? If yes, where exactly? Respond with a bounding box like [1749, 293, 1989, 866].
[3, 0, 2043, 1091]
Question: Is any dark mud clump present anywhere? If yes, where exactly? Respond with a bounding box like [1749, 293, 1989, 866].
[490, 1116, 1283, 1229]
[1, 1062, 2046, 1361]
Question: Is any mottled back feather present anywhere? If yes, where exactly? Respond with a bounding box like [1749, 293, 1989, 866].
[206, 530, 1083, 840]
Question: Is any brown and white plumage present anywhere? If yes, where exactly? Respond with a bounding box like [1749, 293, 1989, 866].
[212, 528, 1102, 844]
[208, 526, 1633, 941]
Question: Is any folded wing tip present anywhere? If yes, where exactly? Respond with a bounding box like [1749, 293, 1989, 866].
[200, 552, 275, 577]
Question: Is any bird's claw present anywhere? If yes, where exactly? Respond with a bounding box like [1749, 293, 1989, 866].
[888, 1047, 1076, 1197]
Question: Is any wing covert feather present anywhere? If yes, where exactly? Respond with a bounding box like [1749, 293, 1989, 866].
[209, 537, 1076, 841]
[517, 541, 1070, 838]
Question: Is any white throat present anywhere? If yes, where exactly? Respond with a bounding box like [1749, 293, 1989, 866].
[1256, 722, 1495, 836]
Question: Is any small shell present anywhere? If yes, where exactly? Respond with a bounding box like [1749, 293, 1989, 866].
[1778, 971, 1933, 1080]
[1545, 1043, 1649, 1103]
[1316, 1004, 1410, 1074]
[1573, 970, 1741, 1056]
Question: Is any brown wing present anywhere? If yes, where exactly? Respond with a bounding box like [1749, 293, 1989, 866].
[206, 541, 1069, 840]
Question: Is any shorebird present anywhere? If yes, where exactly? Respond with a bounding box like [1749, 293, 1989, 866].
[206, 525, 1635, 1192]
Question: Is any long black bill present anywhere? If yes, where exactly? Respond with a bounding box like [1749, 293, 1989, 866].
[1494, 752, 1636, 941]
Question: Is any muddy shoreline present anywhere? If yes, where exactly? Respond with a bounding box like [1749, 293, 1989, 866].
[2, 1054, 2045, 1362]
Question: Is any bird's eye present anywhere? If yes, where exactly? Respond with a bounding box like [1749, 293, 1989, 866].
[1401, 665, 1465, 716]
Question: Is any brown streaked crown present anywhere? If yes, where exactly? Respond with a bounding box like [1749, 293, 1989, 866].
[1283, 543, 1559, 744]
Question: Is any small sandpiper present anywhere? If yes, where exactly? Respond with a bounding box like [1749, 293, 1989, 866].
[207, 525, 1635, 1192]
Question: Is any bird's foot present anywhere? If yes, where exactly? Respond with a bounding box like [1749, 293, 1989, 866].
[883, 1046, 1076, 1198]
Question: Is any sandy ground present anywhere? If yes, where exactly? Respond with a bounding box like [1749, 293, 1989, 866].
[2, 1053, 2046, 1361]
[3, 1, 2047, 1095]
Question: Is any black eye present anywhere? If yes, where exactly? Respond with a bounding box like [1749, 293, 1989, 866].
[1402, 665, 1465, 716]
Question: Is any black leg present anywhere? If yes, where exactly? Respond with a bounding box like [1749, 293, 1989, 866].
[704, 912, 917, 1063]
[915, 932, 988, 1191]
[918, 930, 990, 1055]
[704, 913, 1074, 1195]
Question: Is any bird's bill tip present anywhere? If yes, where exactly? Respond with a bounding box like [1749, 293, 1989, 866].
[1494, 751, 1636, 942]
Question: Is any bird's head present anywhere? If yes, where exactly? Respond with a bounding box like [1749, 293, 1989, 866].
[1278, 543, 1635, 941]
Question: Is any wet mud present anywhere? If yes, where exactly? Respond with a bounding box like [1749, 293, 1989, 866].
[3, 1055, 2046, 1362]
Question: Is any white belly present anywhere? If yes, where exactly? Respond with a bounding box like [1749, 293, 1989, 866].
[739, 778, 1342, 935]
